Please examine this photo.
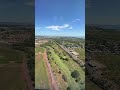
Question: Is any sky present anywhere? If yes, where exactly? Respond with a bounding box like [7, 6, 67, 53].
[35, 0, 85, 37]
[0, 0, 34, 24]
[86, 0, 120, 25]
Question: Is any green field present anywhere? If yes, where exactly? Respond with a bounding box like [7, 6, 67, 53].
[35, 47, 45, 53]
[46, 42, 85, 90]
[35, 47, 50, 89]
[0, 64, 27, 90]
[86, 77, 102, 90]
[0, 43, 27, 90]
[74, 48, 85, 61]
[0, 47, 23, 63]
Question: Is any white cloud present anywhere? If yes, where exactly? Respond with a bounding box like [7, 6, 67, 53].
[72, 19, 80, 23]
[46, 24, 70, 31]
[76, 19, 80, 21]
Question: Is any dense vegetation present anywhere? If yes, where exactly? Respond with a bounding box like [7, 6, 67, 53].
[86, 26, 120, 89]
[43, 41, 85, 90]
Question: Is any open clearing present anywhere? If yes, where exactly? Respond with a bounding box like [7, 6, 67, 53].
[35, 47, 50, 89]
[0, 47, 23, 64]
[0, 44, 27, 90]
[0, 64, 27, 90]
[86, 77, 102, 90]
[74, 48, 85, 61]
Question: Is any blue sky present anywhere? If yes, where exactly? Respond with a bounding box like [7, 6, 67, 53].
[35, 0, 85, 37]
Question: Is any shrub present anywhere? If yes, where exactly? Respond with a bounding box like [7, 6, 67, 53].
[62, 74, 67, 82]
[67, 87, 71, 90]
[71, 70, 80, 79]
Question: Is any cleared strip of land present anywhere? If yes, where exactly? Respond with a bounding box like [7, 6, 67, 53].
[0, 46, 28, 90]
[35, 47, 51, 90]
[44, 51, 59, 90]
[0, 64, 27, 90]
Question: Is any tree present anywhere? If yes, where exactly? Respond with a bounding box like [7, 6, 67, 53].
[62, 56, 68, 61]
[71, 70, 80, 79]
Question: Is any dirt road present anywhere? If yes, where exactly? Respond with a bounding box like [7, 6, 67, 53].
[43, 51, 59, 90]
[21, 57, 34, 90]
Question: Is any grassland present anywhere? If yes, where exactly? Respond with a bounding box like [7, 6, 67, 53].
[0, 43, 27, 90]
[0, 64, 27, 90]
[74, 48, 85, 61]
[0, 47, 23, 63]
[86, 77, 102, 90]
[46, 42, 85, 90]
[35, 47, 45, 53]
[35, 47, 50, 89]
